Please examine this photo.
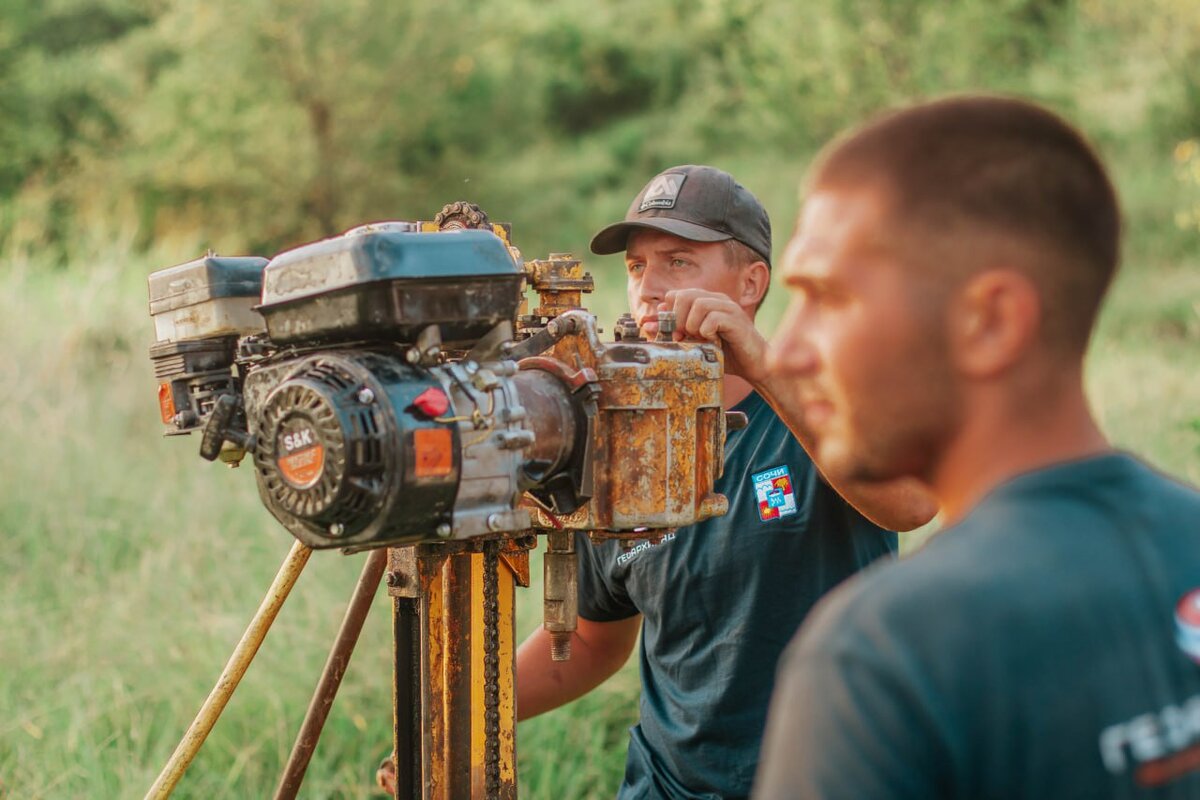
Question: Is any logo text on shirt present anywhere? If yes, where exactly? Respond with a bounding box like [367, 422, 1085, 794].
[616, 532, 677, 565]
[1099, 693, 1200, 786]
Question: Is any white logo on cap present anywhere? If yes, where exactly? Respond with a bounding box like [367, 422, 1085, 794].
[639, 174, 685, 211]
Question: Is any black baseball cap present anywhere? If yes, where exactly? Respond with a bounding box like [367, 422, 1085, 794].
[590, 165, 772, 265]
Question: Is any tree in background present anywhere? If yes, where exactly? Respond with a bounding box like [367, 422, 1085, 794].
[0, 0, 1197, 261]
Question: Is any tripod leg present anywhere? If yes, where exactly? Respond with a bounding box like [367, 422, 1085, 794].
[145, 540, 312, 800]
[273, 548, 388, 800]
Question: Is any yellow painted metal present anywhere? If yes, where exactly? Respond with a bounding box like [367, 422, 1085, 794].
[497, 557, 517, 786]
[469, 553, 487, 793]
[145, 540, 312, 800]
[396, 545, 519, 799]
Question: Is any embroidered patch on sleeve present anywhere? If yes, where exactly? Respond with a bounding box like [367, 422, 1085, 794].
[753, 465, 797, 522]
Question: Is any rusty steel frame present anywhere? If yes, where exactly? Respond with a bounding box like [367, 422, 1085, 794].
[387, 539, 532, 800]
[523, 309, 728, 537]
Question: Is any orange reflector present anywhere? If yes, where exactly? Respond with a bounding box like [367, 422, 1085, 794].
[158, 383, 176, 424]
[413, 428, 453, 477]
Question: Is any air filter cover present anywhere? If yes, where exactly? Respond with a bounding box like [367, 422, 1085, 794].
[257, 228, 522, 347]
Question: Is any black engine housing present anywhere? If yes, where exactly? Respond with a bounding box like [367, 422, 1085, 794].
[245, 351, 461, 549]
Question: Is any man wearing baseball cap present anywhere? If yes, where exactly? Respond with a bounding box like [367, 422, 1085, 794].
[514, 165, 936, 799]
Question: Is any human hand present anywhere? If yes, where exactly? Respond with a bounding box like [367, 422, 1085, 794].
[376, 750, 396, 796]
[662, 289, 768, 383]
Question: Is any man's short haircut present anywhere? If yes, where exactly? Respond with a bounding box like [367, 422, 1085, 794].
[813, 95, 1121, 353]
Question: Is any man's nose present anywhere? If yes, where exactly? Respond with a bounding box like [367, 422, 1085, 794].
[766, 312, 818, 377]
[638, 264, 667, 305]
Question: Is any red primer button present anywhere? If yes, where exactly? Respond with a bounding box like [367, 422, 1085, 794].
[413, 387, 449, 417]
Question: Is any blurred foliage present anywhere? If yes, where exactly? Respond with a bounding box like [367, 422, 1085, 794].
[1, 0, 1198, 264]
[1, 3, 1198, 797]
[1177, 138, 1200, 231]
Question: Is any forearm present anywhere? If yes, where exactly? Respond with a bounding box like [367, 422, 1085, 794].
[752, 373, 938, 531]
[516, 616, 640, 721]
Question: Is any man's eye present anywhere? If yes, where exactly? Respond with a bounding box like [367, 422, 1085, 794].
[627, 262, 645, 275]
[670, 258, 690, 269]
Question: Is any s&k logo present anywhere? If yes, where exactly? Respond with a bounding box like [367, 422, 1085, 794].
[752, 465, 797, 522]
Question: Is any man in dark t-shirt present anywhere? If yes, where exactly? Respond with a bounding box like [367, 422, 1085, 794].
[576, 389, 896, 798]
[515, 165, 936, 799]
[755, 97, 1200, 798]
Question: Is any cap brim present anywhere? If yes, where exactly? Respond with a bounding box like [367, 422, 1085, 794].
[589, 218, 731, 256]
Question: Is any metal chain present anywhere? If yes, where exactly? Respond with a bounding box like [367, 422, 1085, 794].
[482, 540, 501, 796]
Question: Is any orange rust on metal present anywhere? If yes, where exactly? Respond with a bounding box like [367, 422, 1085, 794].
[524, 313, 728, 537]
[525, 253, 594, 319]
[389, 541, 522, 799]
[500, 537, 533, 588]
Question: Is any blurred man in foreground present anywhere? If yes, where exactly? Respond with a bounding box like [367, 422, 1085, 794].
[755, 96, 1200, 798]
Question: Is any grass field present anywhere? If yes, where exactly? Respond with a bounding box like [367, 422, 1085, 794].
[1, 184, 1197, 797]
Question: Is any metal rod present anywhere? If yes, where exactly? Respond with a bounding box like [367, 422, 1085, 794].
[273, 548, 388, 800]
[145, 540, 313, 800]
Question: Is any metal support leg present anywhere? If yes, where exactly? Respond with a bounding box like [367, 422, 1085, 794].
[273, 548, 388, 800]
[387, 539, 531, 799]
[145, 541, 312, 800]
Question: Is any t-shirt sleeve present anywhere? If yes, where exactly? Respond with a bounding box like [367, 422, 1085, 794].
[753, 597, 952, 800]
[575, 531, 639, 622]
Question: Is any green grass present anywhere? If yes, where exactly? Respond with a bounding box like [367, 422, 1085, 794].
[0, 200, 1196, 797]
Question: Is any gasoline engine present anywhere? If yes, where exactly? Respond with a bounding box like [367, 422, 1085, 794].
[144, 205, 737, 800]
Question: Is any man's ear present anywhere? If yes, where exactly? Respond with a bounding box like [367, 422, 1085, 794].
[740, 260, 771, 311]
[947, 269, 1041, 378]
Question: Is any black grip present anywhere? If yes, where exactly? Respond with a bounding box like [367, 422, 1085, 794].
[199, 393, 238, 461]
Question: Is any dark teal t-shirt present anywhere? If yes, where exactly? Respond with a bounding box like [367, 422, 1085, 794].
[756, 453, 1200, 800]
[577, 391, 897, 799]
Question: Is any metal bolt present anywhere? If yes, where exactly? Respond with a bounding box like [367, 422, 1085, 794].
[656, 310, 676, 341]
[328, 522, 344, 537]
[436, 522, 452, 538]
[356, 387, 375, 405]
[486, 513, 504, 532]
[405, 348, 420, 364]
[546, 320, 560, 337]
[386, 571, 404, 588]
[549, 632, 572, 662]
[615, 312, 641, 342]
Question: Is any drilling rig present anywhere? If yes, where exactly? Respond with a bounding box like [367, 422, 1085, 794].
[143, 204, 740, 799]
